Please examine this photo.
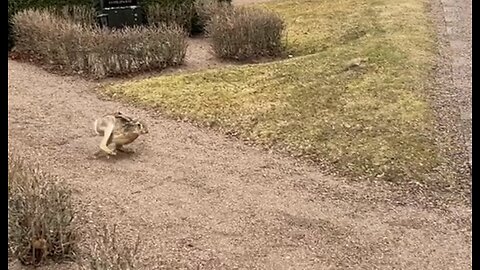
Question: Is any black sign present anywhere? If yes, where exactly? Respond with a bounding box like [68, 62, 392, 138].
[104, 0, 137, 8]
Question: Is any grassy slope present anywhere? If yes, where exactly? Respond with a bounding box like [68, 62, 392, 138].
[105, 0, 443, 183]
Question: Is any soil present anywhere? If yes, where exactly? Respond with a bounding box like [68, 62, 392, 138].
[7, 0, 471, 268]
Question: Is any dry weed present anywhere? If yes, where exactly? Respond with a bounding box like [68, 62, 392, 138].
[81, 225, 143, 270]
[8, 153, 79, 266]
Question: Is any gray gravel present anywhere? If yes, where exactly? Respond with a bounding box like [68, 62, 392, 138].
[425, 0, 472, 197]
[8, 58, 473, 270]
[433, 0, 472, 167]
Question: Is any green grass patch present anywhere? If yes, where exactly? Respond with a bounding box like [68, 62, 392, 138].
[105, 0, 443, 183]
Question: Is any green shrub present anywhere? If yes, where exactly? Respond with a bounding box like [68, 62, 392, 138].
[206, 6, 285, 60]
[13, 9, 188, 78]
[8, 153, 79, 266]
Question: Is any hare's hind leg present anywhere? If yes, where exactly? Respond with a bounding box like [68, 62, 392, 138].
[98, 123, 116, 156]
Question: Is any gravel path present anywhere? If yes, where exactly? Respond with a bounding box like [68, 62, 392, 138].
[7, 60, 471, 269]
[429, 0, 472, 170]
[440, 0, 472, 166]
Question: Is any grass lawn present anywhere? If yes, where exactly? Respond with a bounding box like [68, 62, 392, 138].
[104, 0, 444, 183]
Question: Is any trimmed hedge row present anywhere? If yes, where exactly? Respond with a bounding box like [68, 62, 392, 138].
[8, 0, 232, 51]
[13, 9, 188, 78]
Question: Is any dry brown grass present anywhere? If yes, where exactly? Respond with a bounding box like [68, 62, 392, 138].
[8, 152, 79, 266]
[206, 6, 285, 60]
[12, 9, 188, 78]
[81, 225, 143, 270]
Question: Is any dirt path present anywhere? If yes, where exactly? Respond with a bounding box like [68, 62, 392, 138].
[182, 37, 237, 72]
[8, 58, 471, 269]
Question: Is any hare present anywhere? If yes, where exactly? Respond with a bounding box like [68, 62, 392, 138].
[93, 111, 148, 157]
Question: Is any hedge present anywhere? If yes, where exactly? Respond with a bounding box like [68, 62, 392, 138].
[8, 0, 232, 52]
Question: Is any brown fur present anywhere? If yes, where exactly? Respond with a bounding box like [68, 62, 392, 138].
[93, 112, 148, 157]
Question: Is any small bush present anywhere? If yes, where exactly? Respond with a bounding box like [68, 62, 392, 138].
[12, 9, 188, 78]
[8, 153, 79, 266]
[206, 6, 285, 60]
[193, 0, 231, 33]
[146, 2, 196, 32]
